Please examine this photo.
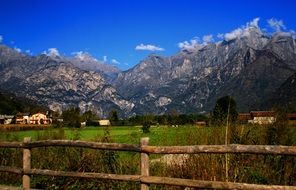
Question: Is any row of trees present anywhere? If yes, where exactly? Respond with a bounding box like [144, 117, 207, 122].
[56, 95, 238, 128]
[56, 108, 209, 128]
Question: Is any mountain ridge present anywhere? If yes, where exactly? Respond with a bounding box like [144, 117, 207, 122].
[0, 25, 296, 116]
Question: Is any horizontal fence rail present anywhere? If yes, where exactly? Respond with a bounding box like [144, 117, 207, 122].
[142, 144, 296, 155]
[0, 137, 296, 190]
[1, 141, 296, 155]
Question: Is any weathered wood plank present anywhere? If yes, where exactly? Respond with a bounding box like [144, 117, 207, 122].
[142, 144, 296, 155]
[141, 176, 296, 190]
[140, 137, 149, 190]
[1, 140, 296, 155]
[0, 142, 23, 148]
[26, 140, 141, 152]
[0, 166, 22, 174]
[28, 169, 141, 182]
[23, 137, 31, 190]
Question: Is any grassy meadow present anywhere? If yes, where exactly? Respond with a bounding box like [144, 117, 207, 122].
[1, 124, 296, 145]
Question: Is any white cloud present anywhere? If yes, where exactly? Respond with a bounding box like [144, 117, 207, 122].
[103, 55, 107, 62]
[111, 59, 120, 64]
[72, 51, 98, 62]
[0, 35, 3, 43]
[248, 17, 260, 28]
[202, 34, 214, 44]
[25, 49, 32, 55]
[178, 38, 203, 50]
[217, 33, 224, 39]
[224, 17, 261, 41]
[43, 48, 60, 57]
[267, 18, 286, 32]
[14, 47, 21, 53]
[290, 30, 296, 39]
[135, 43, 165, 51]
[224, 28, 244, 41]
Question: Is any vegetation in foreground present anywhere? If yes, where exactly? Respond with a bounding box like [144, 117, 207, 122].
[0, 96, 295, 189]
[0, 122, 296, 189]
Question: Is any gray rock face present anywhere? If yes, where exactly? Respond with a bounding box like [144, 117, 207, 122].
[1, 26, 296, 116]
[114, 28, 296, 114]
[68, 52, 120, 79]
[0, 46, 133, 117]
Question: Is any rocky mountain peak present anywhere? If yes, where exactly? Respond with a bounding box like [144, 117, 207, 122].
[69, 51, 120, 78]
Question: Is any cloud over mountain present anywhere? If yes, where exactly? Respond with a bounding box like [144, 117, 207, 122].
[43, 48, 60, 57]
[178, 38, 203, 50]
[135, 43, 165, 51]
[268, 18, 286, 32]
[202, 34, 214, 44]
[111, 59, 120, 64]
[224, 17, 261, 41]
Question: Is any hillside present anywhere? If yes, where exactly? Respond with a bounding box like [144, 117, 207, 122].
[0, 91, 48, 115]
[1, 23, 296, 116]
[114, 30, 296, 114]
[0, 45, 134, 117]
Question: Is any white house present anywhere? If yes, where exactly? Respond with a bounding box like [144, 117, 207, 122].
[99, 119, 111, 126]
[249, 111, 276, 124]
[0, 115, 15, 124]
[30, 113, 52, 124]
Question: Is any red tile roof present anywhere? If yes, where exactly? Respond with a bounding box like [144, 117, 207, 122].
[238, 113, 252, 120]
[287, 114, 296, 119]
[250, 111, 275, 117]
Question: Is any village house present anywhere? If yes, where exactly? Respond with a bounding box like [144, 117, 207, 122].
[16, 113, 31, 124]
[30, 112, 52, 124]
[287, 113, 296, 125]
[0, 115, 15, 125]
[99, 119, 111, 126]
[249, 111, 276, 124]
[15, 112, 52, 125]
[238, 111, 276, 125]
[195, 121, 207, 127]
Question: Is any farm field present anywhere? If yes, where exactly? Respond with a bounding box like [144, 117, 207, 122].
[0, 125, 208, 145]
[1, 124, 296, 146]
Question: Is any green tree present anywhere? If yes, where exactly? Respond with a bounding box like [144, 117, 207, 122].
[62, 107, 81, 128]
[81, 110, 99, 122]
[212, 96, 238, 126]
[108, 110, 119, 126]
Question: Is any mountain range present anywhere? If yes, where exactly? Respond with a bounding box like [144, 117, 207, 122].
[0, 24, 296, 117]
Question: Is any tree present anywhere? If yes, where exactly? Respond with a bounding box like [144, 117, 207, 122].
[62, 107, 81, 128]
[108, 110, 119, 126]
[212, 96, 238, 126]
[81, 110, 99, 121]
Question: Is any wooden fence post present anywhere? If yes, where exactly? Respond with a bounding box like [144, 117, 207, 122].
[141, 137, 150, 190]
[23, 137, 31, 190]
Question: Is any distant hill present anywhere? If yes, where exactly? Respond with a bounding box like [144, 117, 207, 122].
[263, 72, 296, 112]
[0, 45, 134, 117]
[0, 90, 48, 115]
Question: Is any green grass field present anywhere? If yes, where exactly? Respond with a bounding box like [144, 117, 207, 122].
[0, 125, 217, 145]
[1, 124, 296, 146]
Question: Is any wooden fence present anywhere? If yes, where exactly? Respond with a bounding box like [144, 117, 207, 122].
[0, 137, 296, 190]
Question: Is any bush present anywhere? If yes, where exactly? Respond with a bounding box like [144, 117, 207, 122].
[142, 122, 151, 133]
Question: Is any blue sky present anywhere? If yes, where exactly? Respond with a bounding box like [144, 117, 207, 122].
[0, 0, 296, 70]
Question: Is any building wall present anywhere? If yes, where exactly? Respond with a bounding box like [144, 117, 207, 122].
[249, 116, 275, 124]
[30, 113, 51, 124]
[99, 120, 111, 126]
